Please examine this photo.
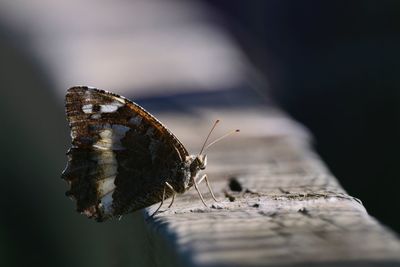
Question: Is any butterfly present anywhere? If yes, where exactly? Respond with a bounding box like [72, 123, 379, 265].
[62, 86, 238, 222]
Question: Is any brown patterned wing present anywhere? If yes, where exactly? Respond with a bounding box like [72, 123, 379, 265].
[62, 86, 189, 221]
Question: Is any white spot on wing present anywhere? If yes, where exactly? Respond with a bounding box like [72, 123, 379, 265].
[98, 177, 116, 195]
[100, 128, 112, 139]
[93, 124, 130, 150]
[100, 101, 123, 113]
[82, 104, 93, 113]
[70, 131, 77, 139]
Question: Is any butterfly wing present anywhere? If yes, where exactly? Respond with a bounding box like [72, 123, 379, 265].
[62, 86, 189, 221]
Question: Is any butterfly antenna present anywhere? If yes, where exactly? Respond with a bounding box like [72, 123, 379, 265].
[199, 120, 220, 155]
[204, 129, 240, 152]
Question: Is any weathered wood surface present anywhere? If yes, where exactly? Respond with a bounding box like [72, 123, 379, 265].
[145, 105, 400, 267]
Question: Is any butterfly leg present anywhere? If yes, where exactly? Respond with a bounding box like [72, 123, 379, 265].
[193, 177, 208, 207]
[196, 174, 219, 202]
[149, 184, 166, 218]
[165, 182, 176, 208]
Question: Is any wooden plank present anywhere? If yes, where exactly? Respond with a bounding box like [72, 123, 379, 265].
[144, 103, 400, 267]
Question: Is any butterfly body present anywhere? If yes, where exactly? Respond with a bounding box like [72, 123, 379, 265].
[62, 86, 204, 221]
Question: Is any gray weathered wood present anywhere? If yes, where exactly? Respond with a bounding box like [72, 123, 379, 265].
[145, 106, 400, 267]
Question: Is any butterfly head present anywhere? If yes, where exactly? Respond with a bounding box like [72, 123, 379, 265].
[187, 154, 207, 175]
[184, 121, 239, 189]
[195, 154, 207, 170]
[191, 121, 239, 173]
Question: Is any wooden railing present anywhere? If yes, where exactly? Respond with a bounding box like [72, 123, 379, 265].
[143, 89, 400, 266]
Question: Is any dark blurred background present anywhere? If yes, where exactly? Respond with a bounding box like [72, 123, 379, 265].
[205, 0, 400, 233]
[0, 0, 399, 266]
